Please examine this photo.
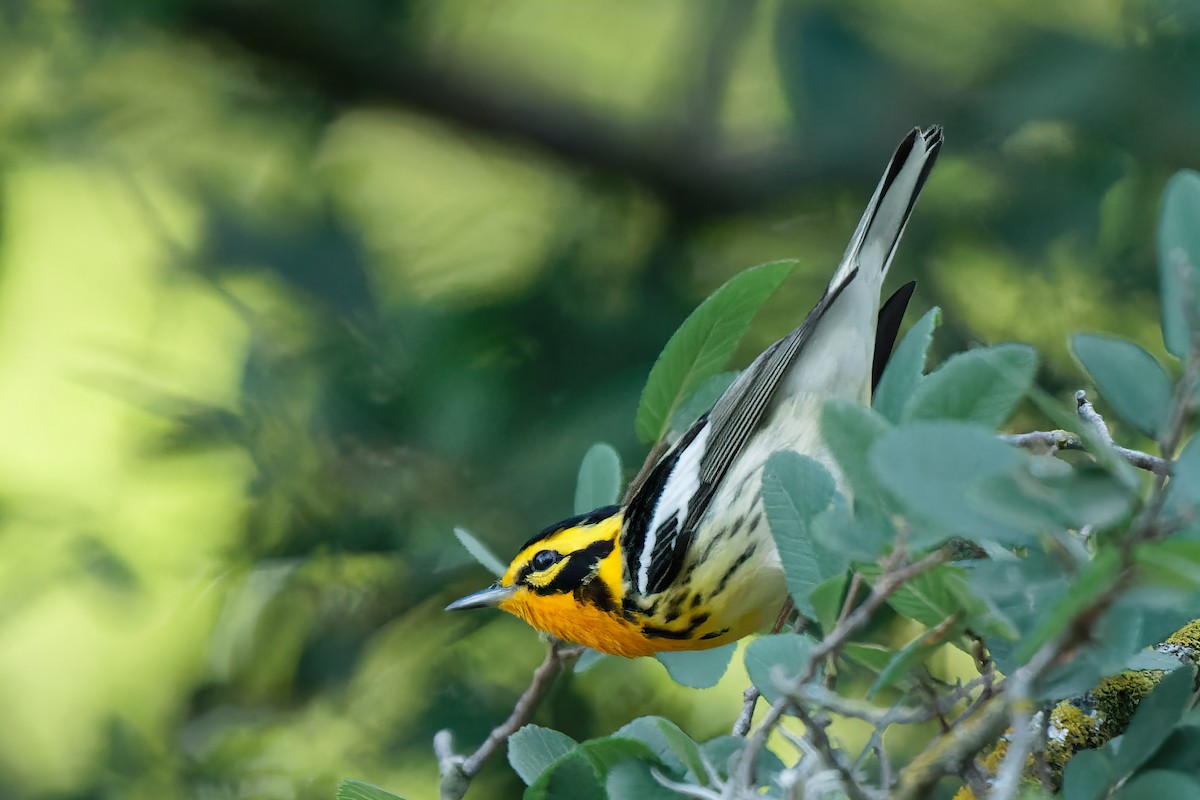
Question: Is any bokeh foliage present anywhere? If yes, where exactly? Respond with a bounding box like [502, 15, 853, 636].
[1, 1, 1199, 798]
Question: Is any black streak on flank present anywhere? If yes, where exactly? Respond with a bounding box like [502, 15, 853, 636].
[641, 624, 691, 640]
[700, 628, 729, 640]
[712, 542, 757, 597]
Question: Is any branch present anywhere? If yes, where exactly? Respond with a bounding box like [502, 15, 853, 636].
[1003, 429, 1170, 476]
[731, 548, 949, 793]
[436, 638, 582, 800]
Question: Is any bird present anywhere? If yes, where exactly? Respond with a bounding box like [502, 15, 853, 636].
[447, 127, 943, 657]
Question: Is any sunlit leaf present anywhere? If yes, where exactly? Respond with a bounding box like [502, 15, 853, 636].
[1071, 334, 1172, 439]
[874, 306, 940, 423]
[336, 779, 407, 800]
[635, 260, 796, 444]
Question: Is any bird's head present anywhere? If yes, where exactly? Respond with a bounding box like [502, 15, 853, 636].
[447, 506, 654, 656]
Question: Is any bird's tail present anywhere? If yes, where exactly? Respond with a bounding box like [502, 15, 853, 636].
[827, 126, 943, 293]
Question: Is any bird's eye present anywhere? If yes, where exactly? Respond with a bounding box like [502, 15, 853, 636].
[531, 550, 561, 571]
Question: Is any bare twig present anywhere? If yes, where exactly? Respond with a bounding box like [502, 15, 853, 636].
[732, 686, 760, 738]
[791, 704, 873, 800]
[1074, 390, 1114, 445]
[731, 549, 949, 794]
[436, 638, 582, 800]
[1003, 429, 1171, 475]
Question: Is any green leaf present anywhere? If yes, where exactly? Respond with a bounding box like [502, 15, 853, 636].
[656, 644, 736, 689]
[1139, 725, 1200, 773]
[885, 566, 971, 629]
[1016, 550, 1120, 664]
[654, 719, 709, 785]
[822, 399, 893, 504]
[702, 736, 786, 782]
[1112, 665, 1197, 777]
[1166, 435, 1200, 515]
[1112, 770, 1200, 800]
[1136, 539, 1200, 591]
[1061, 747, 1116, 800]
[527, 737, 658, 800]
[613, 717, 691, 775]
[336, 780, 407, 800]
[605, 761, 680, 800]
[905, 343, 1038, 428]
[874, 306, 941, 423]
[869, 626, 953, 698]
[761, 452, 839, 616]
[574, 648, 607, 673]
[744, 633, 816, 705]
[843, 642, 895, 673]
[1158, 170, 1200, 358]
[667, 371, 737, 442]
[869, 421, 1028, 548]
[452, 527, 507, 578]
[635, 260, 796, 444]
[575, 443, 623, 515]
[1071, 334, 1172, 439]
[525, 750, 604, 800]
[509, 725, 578, 785]
[810, 573, 849, 633]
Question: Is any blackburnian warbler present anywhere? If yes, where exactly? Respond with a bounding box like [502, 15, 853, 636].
[447, 127, 943, 657]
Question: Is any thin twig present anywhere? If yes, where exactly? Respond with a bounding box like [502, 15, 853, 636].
[791, 704, 873, 800]
[1003, 429, 1171, 475]
[732, 686, 760, 737]
[731, 549, 949, 793]
[436, 638, 582, 800]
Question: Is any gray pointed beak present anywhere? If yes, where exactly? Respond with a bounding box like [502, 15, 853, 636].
[445, 583, 516, 611]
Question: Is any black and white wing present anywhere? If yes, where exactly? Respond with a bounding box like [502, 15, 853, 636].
[621, 126, 942, 597]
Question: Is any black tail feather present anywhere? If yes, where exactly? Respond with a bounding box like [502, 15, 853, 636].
[872, 281, 917, 390]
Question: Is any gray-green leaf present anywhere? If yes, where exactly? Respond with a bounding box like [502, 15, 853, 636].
[869, 421, 1028, 547]
[453, 527, 507, 578]
[1158, 170, 1200, 358]
[905, 343, 1037, 428]
[1072, 334, 1172, 439]
[656, 644, 736, 689]
[761, 451, 839, 616]
[874, 306, 941, 423]
[509, 725, 579, 785]
[1111, 664, 1197, 778]
[575, 443, 623, 514]
[744, 633, 816, 705]
[635, 260, 796, 444]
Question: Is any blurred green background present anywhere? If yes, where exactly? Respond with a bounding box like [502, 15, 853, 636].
[0, 0, 1197, 797]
